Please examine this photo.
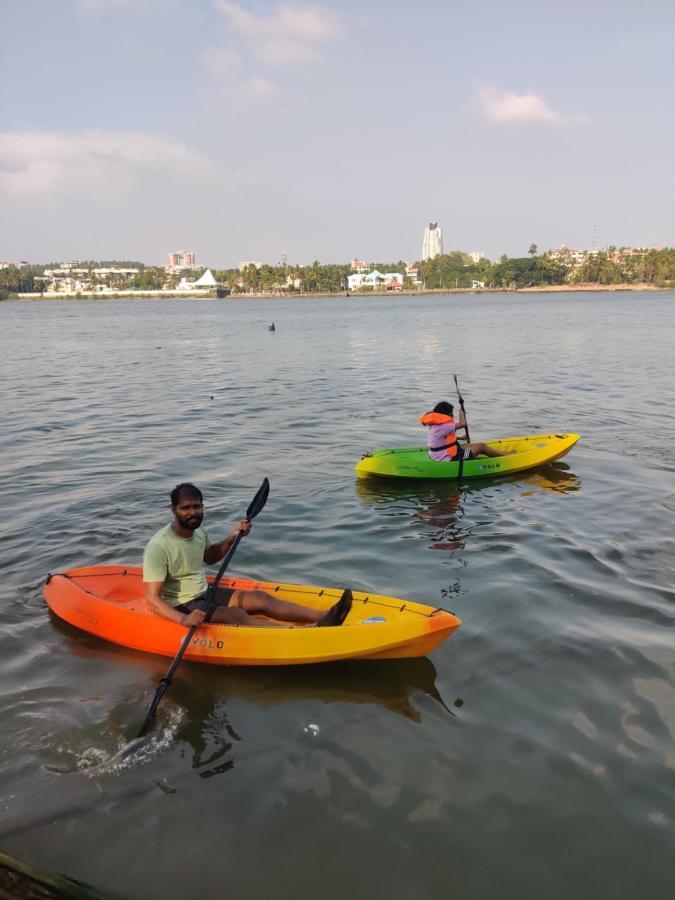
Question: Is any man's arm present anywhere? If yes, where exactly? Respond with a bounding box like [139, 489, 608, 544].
[455, 410, 468, 434]
[203, 518, 252, 565]
[145, 581, 205, 627]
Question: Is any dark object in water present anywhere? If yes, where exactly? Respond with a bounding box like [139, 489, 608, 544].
[267, 322, 276, 331]
[0, 850, 103, 898]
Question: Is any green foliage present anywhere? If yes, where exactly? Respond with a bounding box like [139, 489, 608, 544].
[0, 265, 38, 294]
[129, 268, 166, 290]
[73, 259, 145, 269]
[418, 252, 492, 289]
[492, 256, 567, 288]
[4, 249, 675, 299]
[564, 248, 675, 286]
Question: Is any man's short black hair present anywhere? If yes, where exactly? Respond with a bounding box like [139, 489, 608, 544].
[170, 483, 203, 507]
[433, 401, 454, 416]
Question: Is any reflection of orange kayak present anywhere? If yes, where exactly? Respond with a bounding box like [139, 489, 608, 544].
[44, 567, 461, 666]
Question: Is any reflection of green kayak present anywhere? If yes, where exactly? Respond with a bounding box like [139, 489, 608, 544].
[355, 433, 580, 480]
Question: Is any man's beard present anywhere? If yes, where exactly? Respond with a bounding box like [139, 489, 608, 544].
[176, 513, 203, 531]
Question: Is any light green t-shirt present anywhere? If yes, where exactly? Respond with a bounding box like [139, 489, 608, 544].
[142, 524, 210, 607]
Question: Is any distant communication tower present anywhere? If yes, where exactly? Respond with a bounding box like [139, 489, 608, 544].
[591, 224, 598, 252]
[280, 248, 288, 270]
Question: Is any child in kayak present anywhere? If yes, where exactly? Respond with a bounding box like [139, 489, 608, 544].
[419, 401, 514, 462]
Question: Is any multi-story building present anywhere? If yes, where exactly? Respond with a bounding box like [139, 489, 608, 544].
[422, 223, 443, 261]
[350, 259, 369, 272]
[166, 250, 195, 270]
[405, 264, 422, 285]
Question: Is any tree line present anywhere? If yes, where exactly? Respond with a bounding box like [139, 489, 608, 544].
[2, 247, 675, 299]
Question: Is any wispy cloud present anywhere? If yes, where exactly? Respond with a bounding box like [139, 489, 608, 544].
[215, 1, 341, 64]
[476, 85, 587, 126]
[202, 2, 343, 104]
[0, 130, 214, 196]
[76, 0, 153, 10]
[202, 47, 244, 80]
[200, 51, 283, 103]
[243, 77, 282, 101]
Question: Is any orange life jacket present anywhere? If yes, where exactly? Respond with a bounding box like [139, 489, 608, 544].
[418, 412, 459, 459]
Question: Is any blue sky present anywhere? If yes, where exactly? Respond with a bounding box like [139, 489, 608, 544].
[1, 0, 673, 266]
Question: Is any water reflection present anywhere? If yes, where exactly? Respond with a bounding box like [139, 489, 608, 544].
[519, 462, 582, 495]
[414, 492, 464, 551]
[46, 619, 449, 778]
[355, 462, 581, 551]
[169, 658, 451, 775]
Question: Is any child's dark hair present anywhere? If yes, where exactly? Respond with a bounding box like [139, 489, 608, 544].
[170, 483, 203, 507]
[433, 401, 454, 416]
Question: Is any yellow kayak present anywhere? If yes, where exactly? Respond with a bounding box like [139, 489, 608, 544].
[356, 433, 580, 479]
[44, 567, 461, 666]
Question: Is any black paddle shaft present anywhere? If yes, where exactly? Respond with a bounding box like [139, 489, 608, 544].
[453, 374, 471, 443]
[136, 478, 270, 738]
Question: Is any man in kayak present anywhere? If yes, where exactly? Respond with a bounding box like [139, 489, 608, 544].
[419, 401, 514, 462]
[143, 483, 351, 628]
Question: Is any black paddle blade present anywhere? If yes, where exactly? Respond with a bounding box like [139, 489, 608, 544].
[246, 477, 270, 521]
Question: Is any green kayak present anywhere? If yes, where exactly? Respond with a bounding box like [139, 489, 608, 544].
[355, 433, 580, 480]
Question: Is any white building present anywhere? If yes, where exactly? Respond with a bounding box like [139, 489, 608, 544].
[422, 223, 443, 261]
[468, 252, 484, 265]
[405, 263, 422, 285]
[547, 246, 598, 268]
[347, 270, 403, 291]
[238, 261, 263, 272]
[38, 263, 139, 293]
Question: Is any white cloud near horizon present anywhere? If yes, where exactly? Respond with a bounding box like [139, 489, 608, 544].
[476, 85, 587, 126]
[0, 130, 215, 197]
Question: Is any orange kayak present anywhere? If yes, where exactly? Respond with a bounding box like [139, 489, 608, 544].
[44, 566, 461, 666]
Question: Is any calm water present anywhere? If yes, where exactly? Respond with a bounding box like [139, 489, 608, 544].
[1, 292, 674, 899]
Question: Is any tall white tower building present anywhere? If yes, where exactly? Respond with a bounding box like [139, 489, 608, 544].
[422, 223, 443, 260]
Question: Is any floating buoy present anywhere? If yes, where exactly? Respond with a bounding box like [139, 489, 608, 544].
[267, 322, 276, 331]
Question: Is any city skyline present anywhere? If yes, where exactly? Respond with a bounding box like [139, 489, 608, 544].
[2, 1, 674, 265]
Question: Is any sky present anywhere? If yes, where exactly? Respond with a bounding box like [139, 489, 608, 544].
[1, 0, 674, 266]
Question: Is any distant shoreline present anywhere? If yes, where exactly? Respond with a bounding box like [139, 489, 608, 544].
[7, 282, 671, 302]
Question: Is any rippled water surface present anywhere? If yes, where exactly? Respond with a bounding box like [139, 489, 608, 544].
[1, 292, 674, 898]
